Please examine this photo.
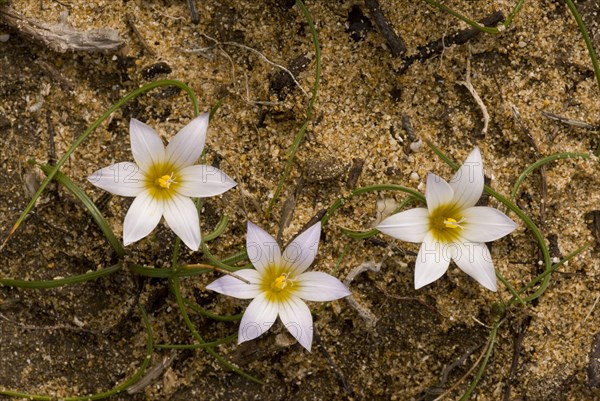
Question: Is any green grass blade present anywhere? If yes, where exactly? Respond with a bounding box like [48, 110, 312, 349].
[202, 214, 229, 242]
[510, 152, 591, 199]
[0, 264, 121, 289]
[170, 277, 263, 384]
[566, 0, 600, 95]
[38, 163, 125, 257]
[322, 185, 425, 226]
[127, 264, 211, 278]
[184, 298, 243, 322]
[421, 0, 524, 33]
[458, 320, 501, 400]
[266, 0, 321, 216]
[155, 332, 237, 349]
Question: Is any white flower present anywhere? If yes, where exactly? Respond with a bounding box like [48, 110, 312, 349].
[206, 221, 350, 351]
[376, 147, 517, 291]
[88, 113, 236, 250]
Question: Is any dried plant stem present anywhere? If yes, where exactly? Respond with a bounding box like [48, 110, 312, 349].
[0, 6, 124, 52]
[458, 56, 489, 136]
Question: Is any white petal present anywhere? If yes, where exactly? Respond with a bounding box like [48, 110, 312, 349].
[414, 232, 451, 289]
[123, 190, 163, 245]
[177, 165, 237, 197]
[130, 119, 166, 173]
[205, 269, 262, 299]
[376, 208, 430, 243]
[165, 113, 208, 170]
[162, 194, 201, 250]
[460, 206, 518, 242]
[449, 147, 484, 210]
[279, 295, 313, 351]
[282, 222, 321, 276]
[87, 162, 145, 197]
[238, 293, 278, 344]
[294, 271, 351, 301]
[426, 173, 454, 213]
[246, 221, 281, 274]
[450, 240, 497, 291]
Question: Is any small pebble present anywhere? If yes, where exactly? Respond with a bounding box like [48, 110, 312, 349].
[0, 34, 9, 42]
[409, 140, 422, 152]
[409, 171, 420, 182]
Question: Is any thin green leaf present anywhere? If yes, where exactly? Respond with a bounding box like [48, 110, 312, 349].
[155, 332, 237, 349]
[322, 184, 426, 226]
[510, 152, 591, 199]
[0, 264, 121, 289]
[185, 298, 243, 322]
[202, 214, 229, 242]
[38, 163, 124, 256]
[170, 277, 263, 384]
[266, 0, 321, 216]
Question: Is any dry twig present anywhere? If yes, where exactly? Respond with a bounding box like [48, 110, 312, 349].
[0, 7, 124, 53]
[364, 0, 406, 57]
[126, 13, 156, 57]
[343, 260, 383, 326]
[541, 111, 600, 131]
[127, 352, 177, 394]
[458, 56, 489, 136]
[401, 11, 504, 72]
[185, 32, 309, 98]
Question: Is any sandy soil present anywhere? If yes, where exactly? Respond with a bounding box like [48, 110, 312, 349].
[1, 0, 599, 400]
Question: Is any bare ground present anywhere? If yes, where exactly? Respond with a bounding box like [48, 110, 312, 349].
[1, 0, 599, 400]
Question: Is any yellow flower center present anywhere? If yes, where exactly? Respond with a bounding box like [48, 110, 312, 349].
[443, 217, 464, 229]
[145, 162, 179, 200]
[157, 173, 176, 188]
[271, 273, 293, 292]
[261, 266, 297, 302]
[429, 204, 464, 243]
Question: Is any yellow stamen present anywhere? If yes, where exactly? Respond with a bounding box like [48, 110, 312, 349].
[271, 273, 292, 292]
[157, 173, 175, 189]
[443, 217, 462, 229]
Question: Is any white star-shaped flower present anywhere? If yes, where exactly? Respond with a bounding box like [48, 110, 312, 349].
[88, 113, 236, 250]
[376, 147, 517, 291]
[206, 221, 350, 351]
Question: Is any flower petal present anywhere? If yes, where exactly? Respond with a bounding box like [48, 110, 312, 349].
[162, 194, 201, 250]
[376, 207, 430, 243]
[123, 190, 163, 245]
[165, 113, 208, 170]
[279, 295, 313, 351]
[238, 293, 278, 344]
[450, 240, 497, 291]
[449, 147, 484, 210]
[246, 221, 281, 274]
[426, 173, 454, 213]
[282, 222, 321, 276]
[88, 162, 145, 197]
[460, 206, 517, 242]
[177, 165, 237, 197]
[130, 119, 166, 173]
[205, 269, 262, 299]
[414, 232, 451, 289]
[294, 271, 351, 301]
